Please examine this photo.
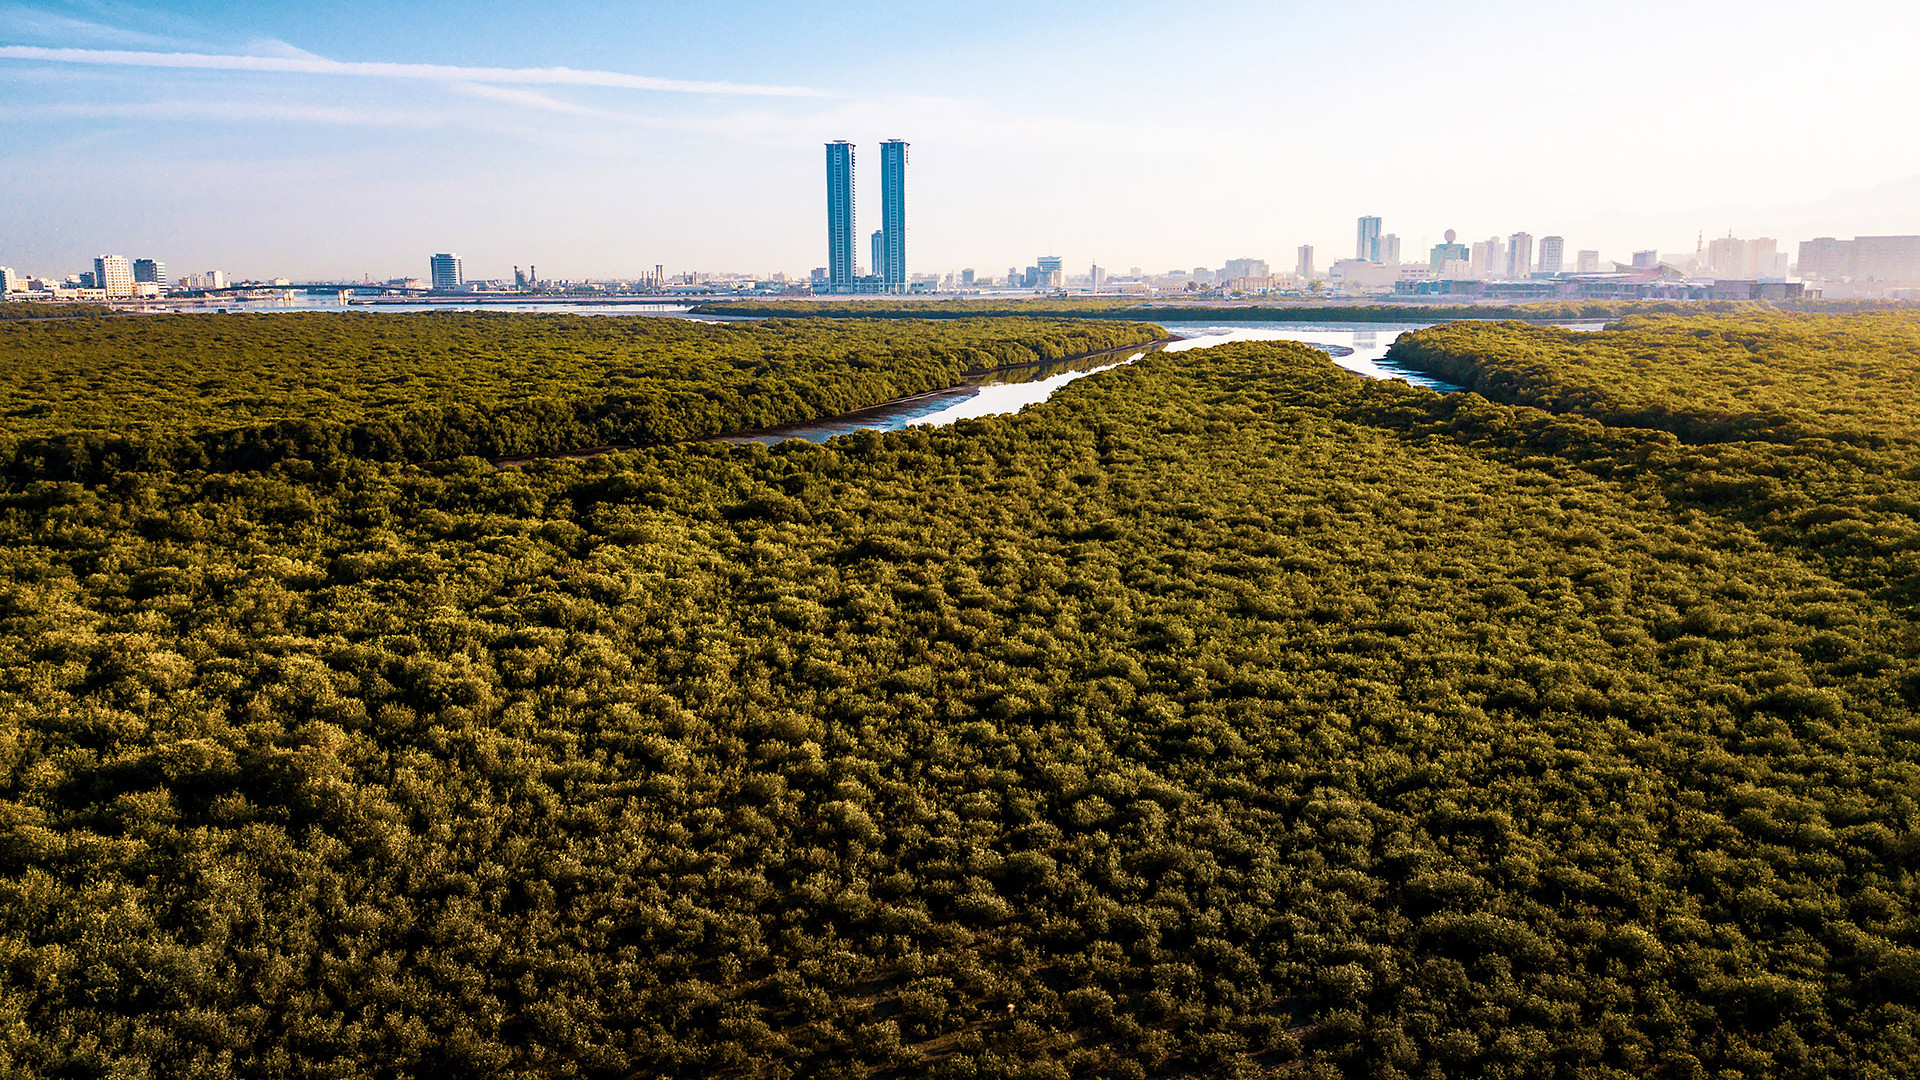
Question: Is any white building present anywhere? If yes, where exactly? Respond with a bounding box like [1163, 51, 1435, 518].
[430, 253, 464, 291]
[1707, 236, 1747, 278]
[1328, 258, 1400, 292]
[1470, 238, 1505, 280]
[1702, 236, 1788, 280]
[1507, 233, 1534, 279]
[1537, 236, 1565, 276]
[0, 267, 19, 295]
[93, 254, 135, 298]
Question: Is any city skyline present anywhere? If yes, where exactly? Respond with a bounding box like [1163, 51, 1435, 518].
[21, 218, 1916, 298]
[3, 1, 1918, 280]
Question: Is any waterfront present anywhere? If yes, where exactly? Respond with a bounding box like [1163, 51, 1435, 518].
[146, 300, 1604, 444]
[710, 324, 1450, 444]
[1158, 321, 1478, 391]
[716, 322, 1509, 444]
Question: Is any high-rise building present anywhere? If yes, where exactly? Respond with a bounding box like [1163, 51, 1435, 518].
[93, 254, 134, 298]
[0, 267, 18, 295]
[1037, 255, 1064, 289]
[1798, 237, 1851, 279]
[825, 141, 856, 290]
[1090, 264, 1106, 291]
[132, 258, 166, 286]
[960, 268, 975, 287]
[1507, 233, 1533, 279]
[1632, 250, 1660, 269]
[1797, 236, 1920, 283]
[1470, 238, 1505, 280]
[1537, 236, 1565, 275]
[879, 139, 909, 292]
[1575, 250, 1601, 274]
[1222, 258, 1269, 292]
[1703, 234, 1786, 279]
[1375, 234, 1401, 266]
[1296, 245, 1315, 280]
[1430, 229, 1469, 274]
[1357, 216, 1383, 261]
[429, 253, 463, 290]
[871, 229, 885, 281]
[1853, 236, 1920, 282]
[1706, 235, 1748, 278]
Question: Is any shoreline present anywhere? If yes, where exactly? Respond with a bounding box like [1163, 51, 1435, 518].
[492, 332, 1173, 467]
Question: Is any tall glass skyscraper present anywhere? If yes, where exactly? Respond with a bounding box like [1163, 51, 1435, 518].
[1356, 216, 1383, 262]
[880, 140, 908, 293]
[429, 253, 463, 291]
[825, 141, 856, 290]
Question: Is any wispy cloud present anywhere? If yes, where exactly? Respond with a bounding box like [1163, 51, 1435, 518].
[448, 82, 673, 127]
[0, 99, 448, 127]
[0, 8, 200, 49]
[0, 44, 836, 98]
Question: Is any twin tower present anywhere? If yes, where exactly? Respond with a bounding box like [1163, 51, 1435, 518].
[825, 140, 908, 293]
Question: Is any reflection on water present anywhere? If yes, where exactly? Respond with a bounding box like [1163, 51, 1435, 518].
[1158, 322, 1464, 392]
[713, 351, 1154, 445]
[717, 329, 1402, 445]
[200, 301, 1603, 444]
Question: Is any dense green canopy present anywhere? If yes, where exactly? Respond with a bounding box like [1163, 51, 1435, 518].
[1388, 311, 1920, 444]
[0, 313, 1163, 480]
[1389, 311, 1920, 614]
[1, 312, 1916, 1078]
[0, 304, 118, 321]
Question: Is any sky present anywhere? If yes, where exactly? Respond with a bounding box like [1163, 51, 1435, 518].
[3, 0, 1917, 282]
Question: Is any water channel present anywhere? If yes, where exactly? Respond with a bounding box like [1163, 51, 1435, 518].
[197, 296, 1602, 445]
[714, 320, 1570, 445]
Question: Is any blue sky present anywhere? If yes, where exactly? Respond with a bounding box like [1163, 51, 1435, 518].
[3, 0, 1915, 281]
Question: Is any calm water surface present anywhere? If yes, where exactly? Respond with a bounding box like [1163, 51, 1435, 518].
[1158, 321, 1470, 392]
[198, 298, 1604, 443]
[711, 353, 1154, 446]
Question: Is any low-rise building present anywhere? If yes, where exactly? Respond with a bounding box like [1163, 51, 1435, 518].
[1328, 259, 1401, 292]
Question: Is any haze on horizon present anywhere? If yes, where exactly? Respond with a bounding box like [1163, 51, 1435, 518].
[2, 0, 1915, 282]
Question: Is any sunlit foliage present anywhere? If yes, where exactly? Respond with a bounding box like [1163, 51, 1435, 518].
[0, 312, 1163, 480]
[0, 315, 1916, 1078]
[0, 303, 117, 321]
[1392, 310, 1920, 613]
